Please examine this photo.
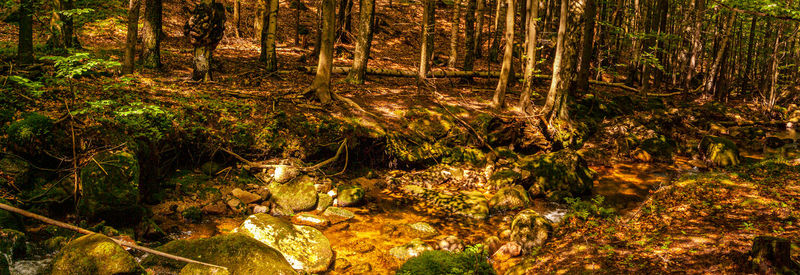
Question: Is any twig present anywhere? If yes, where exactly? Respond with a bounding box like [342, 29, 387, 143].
[430, 90, 497, 153]
[301, 138, 348, 172]
[0, 202, 228, 271]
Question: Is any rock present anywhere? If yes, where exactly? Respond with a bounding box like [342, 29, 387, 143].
[200, 161, 224, 176]
[488, 169, 522, 188]
[252, 205, 269, 214]
[322, 207, 355, 223]
[0, 229, 26, 259]
[438, 236, 463, 252]
[455, 191, 490, 220]
[141, 233, 297, 274]
[6, 112, 54, 156]
[699, 135, 741, 167]
[270, 203, 294, 216]
[202, 201, 228, 215]
[521, 150, 595, 202]
[351, 263, 372, 273]
[635, 136, 676, 163]
[489, 185, 531, 213]
[402, 222, 439, 239]
[231, 188, 261, 204]
[235, 213, 332, 273]
[0, 157, 31, 188]
[510, 209, 552, 254]
[77, 150, 143, 224]
[336, 185, 365, 206]
[316, 193, 333, 211]
[180, 263, 231, 275]
[397, 249, 496, 275]
[329, 223, 350, 232]
[484, 236, 502, 255]
[268, 175, 318, 212]
[291, 213, 330, 227]
[226, 198, 244, 212]
[182, 207, 203, 223]
[765, 136, 786, 149]
[272, 165, 299, 183]
[50, 234, 145, 275]
[492, 242, 522, 261]
[333, 258, 351, 271]
[0, 199, 23, 231]
[353, 242, 375, 253]
[389, 239, 434, 261]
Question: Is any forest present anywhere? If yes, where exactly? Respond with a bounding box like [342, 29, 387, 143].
[0, 0, 799, 273]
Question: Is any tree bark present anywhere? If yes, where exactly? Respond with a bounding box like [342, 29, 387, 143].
[255, 0, 266, 40]
[448, 0, 463, 68]
[474, 0, 486, 57]
[122, 0, 142, 74]
[261, 0, 280, 71]
[575, 0, 595, 92]
[17, 0, 34, 65]
[492, 0, 516, 109]
[463, 0, 478, 71]
[344, 0, 376, 84]
[543, 0, 584, 124]
[743, 16, 757, 85]
[626, 0, 641, 86]
[143, 0, 163, 68]
[307, 0, 336, 104]
[419, 0, 436, 80]
[519, 0, 538, 111]
[233, 0, 241, 38]
[703, 13, 734, 96]
[488, 0, 506, 62]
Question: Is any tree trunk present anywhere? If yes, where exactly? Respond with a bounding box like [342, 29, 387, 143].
[626, 0, 641, 86]
[308, 0, 336, 104]
[122, 0, 141, 74]
[262, 0, 280, 71]
[17, 0, 34, 65]
[766, 20, 782, 110]
[448, 0, 463, 68]
[750, 236, 800, 274]
[492, 0, 516, 109]
[519, 0, 538, 111]
[474, 0, 486, 57]
[685, 0, 703, 90]
[255, 0, 266, 40]
[233, 0, 241, 37]
[463, 0, 478, 71]
[703, 13, 734, 96]
[419, 0, 436, 80]
[313, 0, 323, 56]
[63, 0, 75, 47]
[143, 0, 163, 68]
[344, 0, 376, 84]
[743, 16, 757, 88]
[575, 0, 595, 92]
[543, 0, 583, 125]
[488, 0, 505, 62]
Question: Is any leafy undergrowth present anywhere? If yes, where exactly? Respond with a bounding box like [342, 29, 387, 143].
[510, 158, 800, 274]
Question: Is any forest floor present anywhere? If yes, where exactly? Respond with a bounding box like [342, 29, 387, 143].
[2, 0, 800, 274]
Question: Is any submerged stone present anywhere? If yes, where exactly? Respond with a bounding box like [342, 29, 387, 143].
[234, 213, 332, 273]
[699, 136, 740, 167]
[389, 239, 434, 261]
[268, 175, 318, 212]
[635, 136, 676, 163]
[50, 234, 144, 275]
[510, 209, 552, 254]
[521, 150, 595, 202]
[140, 233, 296, 275]
[78, 150, 143, 223]
[322, 206, 355, 223]
[402, 222, 439, 239]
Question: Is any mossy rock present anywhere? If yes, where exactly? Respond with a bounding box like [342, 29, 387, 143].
[78, 150, 143, 224]
[164, 171, 211, 193]
[235, 213, 332, 273]
[699, 136, 740, 167]
[49, 234, 145, 275]
[268, 175, 318, 212]
[636, 135, 676, 163]
[510, 209, 552, 254]
[389, 239, 434, 261]
[521, 150, 595, 202]
[488, 169, 521, 188]
[140, 233, 297, 275]
[337, 184, 365, 207]
[0, 198, 24, 231]
[180, 264, 231, 275]
[397, 249, 496, 275]
[316, 193, 333, 211]
[455, 191, 489, 220]
[0, 156, 31, 189]
[6, 112, 54, 155]
[488, 185, 531, 213]
[200, 161, 224, 176]
[402, 222, 439, 239]
[0, 229, 26, 260]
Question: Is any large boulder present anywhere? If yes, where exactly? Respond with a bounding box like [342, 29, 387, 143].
[49, 234, 145, 275]
[234, 213, 332, 273]
[5, 113, 54, 156]
[699, 136, 740, 167]
[78, 150, 143, 223]
[141, 233, 296, 274]
[634, 136, 676, 163]
[268, 175, 318, 212]
[0, 229, 26, 260]
[510, 209, 552, 254]
[488, 185, 531, 213]
[397, 250, 496, 275]
[520, 150, 595, 202]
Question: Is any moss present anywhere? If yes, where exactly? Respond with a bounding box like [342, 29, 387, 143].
[50, 234, 145, 275]
[140, 233, 297, 274]
[489, 169, 522, 187]
[268, 175, 318, 211]
[234, 214, 332, 273]
[182, 206, 203, 223]
[397, 249, 495, 275]
[337, 185, 365, 206]
[0, 199, 24, 232]
[637, 135, 676, 163]
[522, 150, 595, 202]
[6, 112, 54, 155]
[0, 229, 26, 259]
[699, 136, 740, 167]
[489, 185, 531, 212]
[164, 170, 211, 193]
[77, 150, 143, 224]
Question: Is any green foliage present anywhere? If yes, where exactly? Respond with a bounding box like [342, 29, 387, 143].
[6, 112, 54, 146]
[6, 75, 45, 97]
[41, 52, 120, 80]
[113, 103, 175, 142]
[563, 195, 616, 220]
[397, 245, 495, 275]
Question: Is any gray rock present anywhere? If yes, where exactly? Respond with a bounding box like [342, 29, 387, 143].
[235, 213, 333, 273]
[388, 239, 433, 261]
[268, 176, 318, 212]
[50, 234, 144, 275]
[231, 188, 261, 204]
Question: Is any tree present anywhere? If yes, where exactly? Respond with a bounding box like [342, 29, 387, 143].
[448, 0, 463, 68]
[122, 0, 141, 75]
[474, 0, 486, 57]
[492, 0, 516, 109]
[463, 0, 478, 71]
[542, 0, 584, 126]
[306, 0, 336, 103]
[519, 0, 539, 111]
[703, 13, 735, 96]
[17, 0, 34, 65]
[261, 0, 280, 71]
[48, 0, 76, 49]
[143, 0, 163, 68]
[344, 0, 376, 84]
[575, 0, 595, 92]
[419, 0, 436, 80]
[185, 0, 226, 81]
[233, 0, 242, 38]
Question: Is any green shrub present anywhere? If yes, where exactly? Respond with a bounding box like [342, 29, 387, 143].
[397, 245, 495, 275]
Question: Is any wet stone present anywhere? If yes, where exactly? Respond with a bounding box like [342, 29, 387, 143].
[334, 258, 351, 271]
[403, 222, 439, 239]
[353, 242, 375, 253]
[231, 188, 261, 204]
[316, 193, 333, 211]
[492, 241, 522, 261]
[438, 235, 463, 252]
[388, 239, 434, 261]
[322, 207, 355, 223]
[292, 213, 330, 227]
[351, 262, 372, 273]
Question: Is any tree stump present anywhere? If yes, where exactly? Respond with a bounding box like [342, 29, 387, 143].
[184, 1, 226, 81]
[750, 236, 800, 274]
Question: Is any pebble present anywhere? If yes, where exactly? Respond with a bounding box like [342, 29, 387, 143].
[252, 205, 269, 214]
[438, 235, 463, 252]
[231, 188, 261, 204]
[292, 213, 331, 227]
[351, 263, 372, 273]
[353, 242, 375, 253]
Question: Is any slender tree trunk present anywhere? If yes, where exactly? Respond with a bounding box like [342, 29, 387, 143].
[262, 0, 280, 71]
[492, 0, 516, 109]
[464, 0, 478, 71]
[255, 0, 266, 40]
[519, 0, 538, 111]
[448, 0, 463, 68]
[576, 0, 595, 92]
[743, 16, 757, 84]
[685, 0, 703, 89]
[313, 0, 323, 56]
[767, 21, 783, 110]
[17, 0, 34, 65]
[626, 0, 641, 86]
[143, 0, 163, 68]
[63, 0, 74, 47]
[419, 0, 436, 80]
[489, 0, 505, 62]
[293, 0, 302, 45]
[308, 0, 336, 104]
[345, 0, 376, 84]
[543, 0, 583, 124]
[233, 0, 241, 37]
[703, 13, 734, 96]
[122, 0, 141, 74]
[474, 0, 486, 57]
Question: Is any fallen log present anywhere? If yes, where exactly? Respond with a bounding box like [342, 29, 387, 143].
[0, 203, 228, 271]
